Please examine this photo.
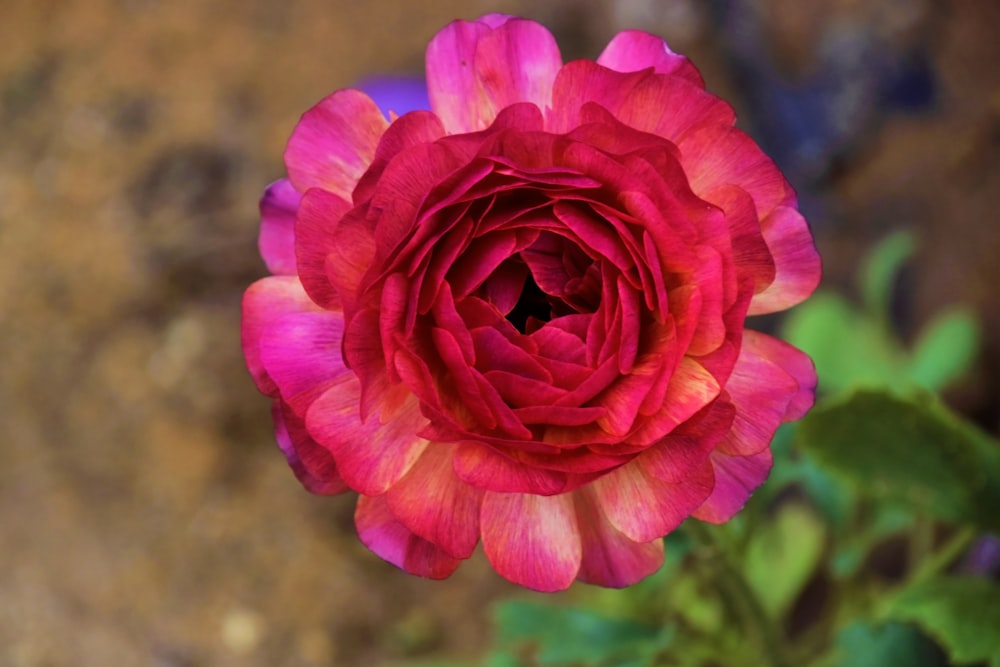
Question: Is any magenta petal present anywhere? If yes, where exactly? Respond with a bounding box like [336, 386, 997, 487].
[273, 400, 348, 495]
[258, 179, 301, 276]
[426, 17, 561, 132]
[481, 491, 581, 591]
[717, 330, 815, 456]
[747, 206, 822, 315]
[692, 449, 773, 523]
[294, 188, 355, 309]
[385, 443, 484, 559]
[258, 310, 349, 416]
[242, 276, 322, 396]
[284, 89, 388, 200]
[355, 494, 462, 579]
[597, 30, 704, 86]
[593, 459, 714, 543]
[454, 442, 570, 495]
[306, 389, 428, 496]
[575, 487, 664, 587]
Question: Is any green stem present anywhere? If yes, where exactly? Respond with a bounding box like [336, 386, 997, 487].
[908, 526, 977, 585]
[684, 521, 792, 667]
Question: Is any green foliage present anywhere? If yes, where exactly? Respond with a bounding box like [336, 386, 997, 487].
[908, 307, 981, 391]
[886, 577, 1000, 665]
[859, 229, 916, 319]
[493, 600, 673, 667]
[743, 503, 826, 618]
[824, 621, 942, 667]
[796, 390, 1000, 532]
[782, 231, 981, 396]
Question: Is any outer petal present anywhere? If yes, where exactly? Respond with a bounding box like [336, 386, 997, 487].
[593, 458, 714, 543]
[597, 30, 704, 87]
[747, 206, 822, 315]
[273, 400, 348, 495]
[691, 449, 773, 523]
[258, 179, 301, 276]
[575, 487, 664, 587]
[258, 310, 349, 416]
[481, 491, 581, 591]
[716, 330, 815, 457]
[242, 276, 322, 395]
[355, 494, 461, 579]
[306, 390, 428, 496]
[426, 17, 562, 132]
[385, 443, 484, 559]
[284, 89, 388, 200]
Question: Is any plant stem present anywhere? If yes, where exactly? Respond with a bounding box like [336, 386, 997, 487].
[908, 526, 977, 585]
[684, 521, 792, 667]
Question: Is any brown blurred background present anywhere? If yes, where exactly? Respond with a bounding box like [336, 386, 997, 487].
[1, 1, 997, 665]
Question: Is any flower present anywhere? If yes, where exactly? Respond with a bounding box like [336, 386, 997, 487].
[242, 14, 821, 592]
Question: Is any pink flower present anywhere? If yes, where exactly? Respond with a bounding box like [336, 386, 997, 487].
[242, 14, 820, 591]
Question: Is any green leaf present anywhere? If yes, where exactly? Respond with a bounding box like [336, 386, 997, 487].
[908, 306, 980, 390]
[860, 230, 916, 318]
[781, 293, 904, 394]
[824, 621, 941, 667]
[743, 503, 826, 618]
[494, 601, 671, 666]
[796, 390, 1000, 532]
[887, 576, 1000, 664]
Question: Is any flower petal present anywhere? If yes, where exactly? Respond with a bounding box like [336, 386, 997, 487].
[258, 310, 349, 416]
[306, 388, 428, 496]
[355, 494, 462, 579]
[385, 443, 484, 559]
[692, 449, 773, 523]
[747, 206, 822, 315]
[273, 400, 348, 495]
[284, 89, 388, 200]
[481, 491, 581, 591]
[575, 486, 664, 587]
[294, 187, 354, 309]
[426, 17, 561, 132]
[258, 179, 301, 276]
[597, 30, 704, 86]
[593, 458, 714, 543]
[242, 276, 322, 396]
[453, 442, 570, 495]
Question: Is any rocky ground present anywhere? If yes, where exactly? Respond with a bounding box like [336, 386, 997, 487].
[1, 1, 997, 665]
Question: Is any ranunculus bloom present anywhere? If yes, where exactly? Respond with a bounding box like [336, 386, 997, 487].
[243, 14, 820, 591]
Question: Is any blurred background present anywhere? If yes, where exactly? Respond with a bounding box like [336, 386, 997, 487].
[1, 0, 997, 665]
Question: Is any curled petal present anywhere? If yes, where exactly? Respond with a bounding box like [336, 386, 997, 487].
[597, 30, 704, 86]
[273, 400, 348, 495]
[575, 486, 664, 587]
[306, 390, 429, 497]
[747, 206, 822, 315]
[427, 17, 561, 132]
[481, 491, 581, 591]
[356, 494, 462, 579]
[242, 276, 322, 396]
[258, 179, 301, 275]
[717, 330, 815, 456]
[385, 443, 484, 559]
[594, 458, 714, 543]
[692, 449, 773, 523]
[285, 89, 388, 200]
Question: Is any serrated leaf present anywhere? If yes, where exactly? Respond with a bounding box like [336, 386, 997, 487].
[860, 230, 916, 318]
[887, 576, 1000, 664]
[494, 601, 670, 666]
[908, 306, 980, 390]
[781, 293, 903, 394]
[796, 390, 1000, 532]
[743, 503, 826, 618]
[825, 621, 942, 667]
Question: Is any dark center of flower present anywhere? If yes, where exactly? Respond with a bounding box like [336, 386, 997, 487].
[506, 272, 551, 333]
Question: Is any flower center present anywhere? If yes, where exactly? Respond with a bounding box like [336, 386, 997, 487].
[506, 272, 551, 333]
